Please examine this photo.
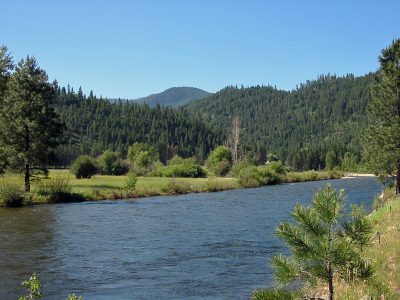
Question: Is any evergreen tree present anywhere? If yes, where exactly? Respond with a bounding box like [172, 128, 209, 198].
[325, 150, 337, 171]
[363, 39, 400, 194]
[273, 184, 373, 300]
[0, 56, 63, 191]
[0, 46, 13, 172]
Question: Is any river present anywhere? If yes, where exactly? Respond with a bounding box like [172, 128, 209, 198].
[0, 177, 381, 299]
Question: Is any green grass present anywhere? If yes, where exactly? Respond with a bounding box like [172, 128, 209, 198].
[0, 170, 240, 203]
[0, 169, 343, 204]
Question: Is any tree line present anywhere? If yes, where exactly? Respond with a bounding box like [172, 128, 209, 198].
[185, 73, 374, 170]
[54, 86, 224, 166]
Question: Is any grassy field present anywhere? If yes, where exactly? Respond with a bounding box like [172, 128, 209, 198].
[1, 170, 239, 203]
[0, 169, 343, 204]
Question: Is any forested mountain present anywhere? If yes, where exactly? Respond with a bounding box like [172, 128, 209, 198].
[54, 87, 223, 166]
[132, 87, 210, 107]
[185, 73, 375, 170]
[54, 73, 374, 170]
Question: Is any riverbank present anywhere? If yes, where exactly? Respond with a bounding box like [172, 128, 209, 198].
[0, 169, 343, 205]
[342, 172, 376, 179]
[308, 189, 400, 299]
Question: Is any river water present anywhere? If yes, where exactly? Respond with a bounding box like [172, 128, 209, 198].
[0, 177, 381, 300]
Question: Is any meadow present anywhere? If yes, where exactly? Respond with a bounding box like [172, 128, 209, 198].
[0, 169, 343, 205]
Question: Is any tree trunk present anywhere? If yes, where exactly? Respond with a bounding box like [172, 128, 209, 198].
[396, 160, 400, 195]
[328, 263, 334, 300]
[25, 163, 30, 192]
[24, 125, 30, 192]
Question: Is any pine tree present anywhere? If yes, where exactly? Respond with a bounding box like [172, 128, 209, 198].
[0, 56, 63, 191]
[273, 184, 373, 300]
[363, 39, 400, 194]
[0, 46, 13, 172]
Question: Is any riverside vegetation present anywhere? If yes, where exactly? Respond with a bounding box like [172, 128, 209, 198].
[251, 187, 400, 300]
[251, 39, 400, 300]
[0, 168, 342, 206]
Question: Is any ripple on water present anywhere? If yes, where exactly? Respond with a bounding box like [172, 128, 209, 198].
[0, 177, 382, 300]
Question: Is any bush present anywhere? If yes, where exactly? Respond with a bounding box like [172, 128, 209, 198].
[0, 181, 25, 207]
[229, 160, 255, 177]
[211, 159, 232, 177]
[19, 273, 42, 300]
[251, 289, 299, 300]
[18, 273, 84, 300]
[127, 143, 158, 162]
[149, 156, 207, 178]
[207, 146, 233, 177]
[267, 161, 286, 175]
[237, 166, 281, 188]
[237, 166, 262, 188]
[70, 155, 97, 179]
[161, 179, 192, 194]
[123, 171, 138, 194]
[36, 176, 74, 203]
[97, 150, 129, 175]
[161, 163, 207, 178]
[168, 154, 186, 165]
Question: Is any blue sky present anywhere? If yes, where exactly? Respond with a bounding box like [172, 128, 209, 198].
[1, 0, 399, 98]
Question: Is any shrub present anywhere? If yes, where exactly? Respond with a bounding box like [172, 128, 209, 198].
[251, 288, 299, 300]
[97, 150, 129, 175]
[127, 143, 159, 169]
[70, 155, 97, 179]
[267, 161, 286, 175]
[237, 166, 281, 188]
[18, 273, 42, 300]
[18, 273, 84, 300]
[0, 181, 25, 207]
[36, 176, 74, 203]
[259, 167, 281, 184]
[211, 159, 232, 177]
[149, 156, 207, 178]
[229, 160, 255, 178]
[207, 146, 233, 177]
[237, 166, 262, 188]
[168, 154, 185, 165]
[161, 163, 207, 178]
[161, 179, 192, 194]
[123, 171, 138, 194]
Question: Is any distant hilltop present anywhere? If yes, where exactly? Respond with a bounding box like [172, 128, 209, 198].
[110, 87, 211, 107]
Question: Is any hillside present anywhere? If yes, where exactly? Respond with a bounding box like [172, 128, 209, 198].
[54, 87, 223, 166]
[185, 73, 375, 170]
[133, 87, 210, 107]
[54, 73, 375, 170]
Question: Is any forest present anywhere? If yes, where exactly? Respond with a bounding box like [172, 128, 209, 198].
[185, 73, 374, 170]
[54, 87, 224, 167]
[54, 73, 374, 171]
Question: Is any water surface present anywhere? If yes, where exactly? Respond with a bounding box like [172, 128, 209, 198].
[0, 178, 381, 299]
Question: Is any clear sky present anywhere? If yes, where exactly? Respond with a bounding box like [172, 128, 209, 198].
[1, 0, 399, 99]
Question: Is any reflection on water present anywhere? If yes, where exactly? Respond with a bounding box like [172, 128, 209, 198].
[0, 178, 381, 300]
[0, 206, 56, 297]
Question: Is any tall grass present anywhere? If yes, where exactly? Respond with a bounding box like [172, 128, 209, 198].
[0, 180, 25, 207]
[306, 190, 400, 299]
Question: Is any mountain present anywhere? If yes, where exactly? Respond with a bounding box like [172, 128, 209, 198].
[54, 87, 223, 166]
[54, 73, 375, 171]
[134, 87, 210, 107]
[185, 73, 375, 170]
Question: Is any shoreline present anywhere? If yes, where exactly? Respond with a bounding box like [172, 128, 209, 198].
[1, 170, 345, 206]
[35, 170, 344, 205]
[341, 173, 376, 179]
